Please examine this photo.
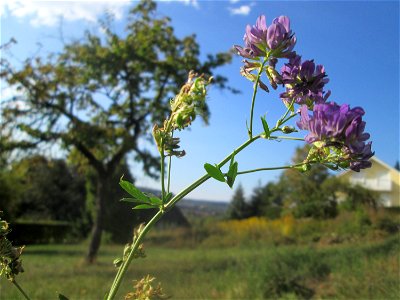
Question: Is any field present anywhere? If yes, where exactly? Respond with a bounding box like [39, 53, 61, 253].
[1, 218, 399, 300]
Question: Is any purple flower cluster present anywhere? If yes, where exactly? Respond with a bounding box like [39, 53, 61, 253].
[297, 103, 374, 171]
[280, 55, 330, 108]
[234, 15, 296, 60]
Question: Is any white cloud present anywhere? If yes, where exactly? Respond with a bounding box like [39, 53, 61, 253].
[0, 1, 131, 27]
[229, 5, 251, 16]
[159, 0, 199, 9]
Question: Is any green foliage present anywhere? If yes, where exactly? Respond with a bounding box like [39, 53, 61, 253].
[261, 249, 330, 299]
[375, 216, 399, 234]
[227, 184, 251, 220]
[7, 156, 87, 232]
[119, 177, 162, 209]
[0, 168, 20, 221]
[1, 236, 399, 299]
[204, 163, 225, 182]
[260, 115, 270, 138]
[226, 157, 238, 188]
[249, 182, 283, 218]
[8, 221, 72, 244]
[1, 0, 232, 260]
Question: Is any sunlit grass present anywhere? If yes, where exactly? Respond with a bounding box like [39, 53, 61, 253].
[1, 234, 399, 299]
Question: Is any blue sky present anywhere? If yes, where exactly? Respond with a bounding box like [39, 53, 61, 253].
[1, 0, 399, 201]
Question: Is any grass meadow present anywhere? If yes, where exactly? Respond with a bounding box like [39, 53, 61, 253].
[1, 212, 399, 299]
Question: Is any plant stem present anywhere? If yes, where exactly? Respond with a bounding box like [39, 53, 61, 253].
[248, 59, 268, 138]
[106, 134, 262, 300]
[160, 152, 166, 201]
[269, 135, 305, 141]
[277, 99, 296, 127]
[106, 210, 165, 300]
[12, 280, 31, 300]
[236, 161, 310, 175]
[167, 132, 173, 194]
[167, 155, 172, 194]
[165, 134, 262, 209]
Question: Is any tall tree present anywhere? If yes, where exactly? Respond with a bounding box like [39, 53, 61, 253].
[249, 182, 283, 219]
[228, 184, 250, 220]
[279, 145, 337, 218]
[0, 0, 232, 262]
[10, 156, 86, 223]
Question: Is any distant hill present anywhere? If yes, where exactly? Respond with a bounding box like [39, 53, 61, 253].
[177, 199, 229, 218]
[138, 186, 229, 218]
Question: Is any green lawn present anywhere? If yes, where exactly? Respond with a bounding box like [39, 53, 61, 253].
[1, 235, 399, 300]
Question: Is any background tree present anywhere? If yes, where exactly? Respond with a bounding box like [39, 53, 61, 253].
[9, 156, 87, 223]
[249, 182, 283, 219]
[277, 145, 337, 219]
[227, 184, 251, 220]
[0, 0, 232, 262]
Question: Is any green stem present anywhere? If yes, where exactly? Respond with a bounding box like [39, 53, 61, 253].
[248, 59, 268, 138]
[12, 280, 31, 300]
[160, 152, 166, 201]
[106, 134, 262, 300]
[278, 99, 296, 127]
[165, 134, 262, 209]
[106, 210, 165, 300]
[269, 135, 305, 141]
[236, 161, 309, 175]
[167, 132, 173, 194]
[167, 155, 172, 194]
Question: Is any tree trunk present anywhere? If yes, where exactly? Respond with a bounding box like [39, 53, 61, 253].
[86, 175, 108, 263]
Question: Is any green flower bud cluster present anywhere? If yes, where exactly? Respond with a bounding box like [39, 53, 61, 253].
[169, 71, 211, 130]
[153, 71, 212, 157]
[303, 142, 353, 171]
[0, 214, 24, 281]
[114, 224, 146, 268]
[125, 275, 168, 300]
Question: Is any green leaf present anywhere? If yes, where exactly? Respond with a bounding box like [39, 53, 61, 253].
[226, 161, 238, 188]
[58, 294, 70, 300]
[261, 116, 270, 138]
[113, 258, 123, 268]
[132, 204, 158, 210]
[120, 198, 150, 204]
[204, 163, 225, 182]
[119, 177, 149, 202]
[164, 192, 173, 202]
[148, 196, 163, 205]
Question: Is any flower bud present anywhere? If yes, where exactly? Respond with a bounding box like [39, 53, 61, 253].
[282, 125, 296, 134]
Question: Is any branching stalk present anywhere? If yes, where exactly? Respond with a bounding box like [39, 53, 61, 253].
[248, 59, 268, 138]
[236, 161, 313, 175]
[12, 280, 31, 300]
[106, 134, 262, 300]
[160, 152, 166, 201]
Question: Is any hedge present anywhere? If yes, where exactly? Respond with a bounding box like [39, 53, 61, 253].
[8, 220, 72, 245]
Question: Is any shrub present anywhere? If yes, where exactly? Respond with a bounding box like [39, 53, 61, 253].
[8, 221, 72, 244]
[261, 248, 330, 299]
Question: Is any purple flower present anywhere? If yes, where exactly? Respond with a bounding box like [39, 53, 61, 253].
[280, 55, 330, 107]
[234, 15, 296, 60]
[297, 103, 374, 171]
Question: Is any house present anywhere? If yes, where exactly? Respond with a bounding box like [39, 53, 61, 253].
[337, 156, 400, 207]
